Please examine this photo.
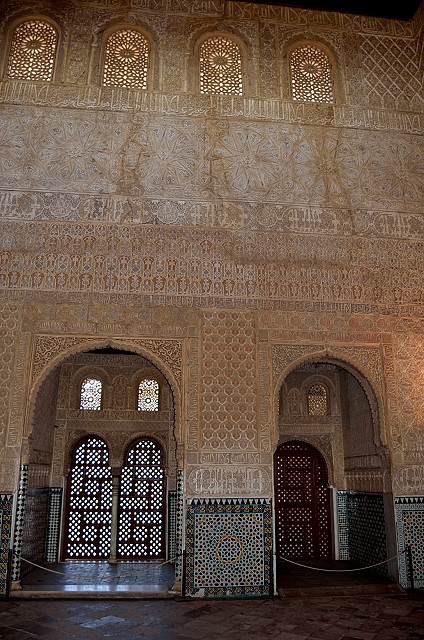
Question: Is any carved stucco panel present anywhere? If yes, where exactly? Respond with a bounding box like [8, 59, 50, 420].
[186, 465, 272, 497]
[2, 106, 424, 211]
[201, 311, 258, 452]
[0, 303, 23, 490]
[258, 340, 272, 453]
[185, 336, 201, 454]
[129, 339, 183, 387]
[7, 332, 31, 448]
[394, 466, 424, 494]
[32, 335, 182, 387]
[272, 343, 384, 400]
[32, 336, 84, 383]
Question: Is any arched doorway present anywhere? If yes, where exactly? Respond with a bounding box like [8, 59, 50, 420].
[65, 435, 112, 559]
[118, 438, 166, 559]
[274, 440, 332, 560]
[15, 342, 181, 593]
[274, 358, 398, 592]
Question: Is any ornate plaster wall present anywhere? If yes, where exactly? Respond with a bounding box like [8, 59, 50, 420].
[0, 1, 423, 585]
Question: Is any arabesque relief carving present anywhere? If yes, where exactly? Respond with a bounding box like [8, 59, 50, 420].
[186, 466, 272, 497]
[0, 0, 424, 506]
[32, 335, 182, 386]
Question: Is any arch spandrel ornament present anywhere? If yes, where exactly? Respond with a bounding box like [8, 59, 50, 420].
[32, 335, 183, 387]
[28, 335, 183, 444]
[271, 343, 390, 454]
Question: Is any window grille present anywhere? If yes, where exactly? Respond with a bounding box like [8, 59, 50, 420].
[80, 377, 102, 411]
[137, 379, 159, 411]
[307, 383, 328, 416]
[103, 29, 149, 89]
[199, 36, 243, 95]
[66, 437, 112, 559]
[7, 19, 57, 80]
[290, 44, 333, 103]
[118, 439, 165, 558]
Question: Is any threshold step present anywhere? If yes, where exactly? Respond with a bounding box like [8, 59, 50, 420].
[278, 583, 406, 598]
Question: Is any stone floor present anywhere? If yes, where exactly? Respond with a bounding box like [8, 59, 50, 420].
[0, 592, 424, 639]
[277, 560, 405, 597]
[17, 561, 175, 597]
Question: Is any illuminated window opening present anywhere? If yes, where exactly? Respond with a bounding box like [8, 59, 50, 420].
[7, 19, 57, 81]
[290, 44, 334, 103]
[199, 36, 243, 95]
[307, 383, 328, 416]
[137, 379, 159, 411]
[80, 377, 102, 411]
[103, 29, 149, 89]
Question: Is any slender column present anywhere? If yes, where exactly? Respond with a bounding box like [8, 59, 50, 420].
[108, 469, 121, 564]
[172, 467, 184, 592]
[11, 464, 28, 590]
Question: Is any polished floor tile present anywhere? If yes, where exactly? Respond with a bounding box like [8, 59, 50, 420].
[1, 593, 424, 639]
[18, 560, 175, 597]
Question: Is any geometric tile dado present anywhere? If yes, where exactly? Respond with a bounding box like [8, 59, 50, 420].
[394, 496, 424, 590]
[0, 494, 13, 598]
[186, 498, 272, 597]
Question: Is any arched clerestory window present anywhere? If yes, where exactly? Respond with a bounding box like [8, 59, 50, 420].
[7, 19, 58, 81]
[307, 382, 328, 416]
[102, 28, 150, 89]
[80, 377, 102, 411]
[137, 378, 159, 411]
[290, 43, 334, 103]
[199, 36, 243, 95]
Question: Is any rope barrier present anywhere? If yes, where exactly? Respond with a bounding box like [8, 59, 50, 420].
[278, 548, 406, 572]
[14, 553, 177, 581]
[15, 548, 407, 581]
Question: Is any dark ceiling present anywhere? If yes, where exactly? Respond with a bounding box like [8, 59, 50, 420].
[238, 0, 422, 20]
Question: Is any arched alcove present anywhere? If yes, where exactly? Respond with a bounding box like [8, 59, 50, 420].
[274, 355, 397, 584]
[15, 340, 182, 587]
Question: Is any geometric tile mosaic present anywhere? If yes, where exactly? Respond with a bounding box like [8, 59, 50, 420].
[21, 487, 49, 579]
[45, 487, 63, 563]
[0, 495, 13, 598]
[186, 498, 272, 597]
[347, 492, 388, 577]
[394, 496, 424, 590]
[167, 490, 177, 564]
[11, 464, 28, 583]
[174, 470, 184, 584]
[337, 491, 350, 561]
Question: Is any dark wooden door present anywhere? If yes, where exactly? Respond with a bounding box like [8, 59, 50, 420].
[274, 441, 332, 560]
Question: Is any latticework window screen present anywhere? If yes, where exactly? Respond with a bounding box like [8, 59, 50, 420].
[118, 439, 165, 559]
[199, 37, 243, 95]
[80, 377, 102, 410]
[103, 29, 149, 89]
[138, 379, 159, 411]
[290, 45, 334, 103]
[307, 383, 328, 416]
[66, 437, 112, 559]
[7, 20, 57, 80]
